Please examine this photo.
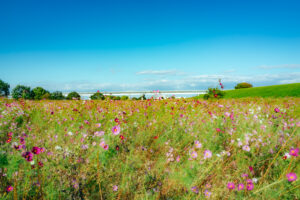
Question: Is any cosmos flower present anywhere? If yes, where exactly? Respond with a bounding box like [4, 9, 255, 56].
[195, 140, 202, 148]
[112, 125, 120, 135]
[289, 148, 299, 157]
[204, 150, 212, 159]
[119, 135, 124, 140]
[204, 189, 211, 197]
[22, 152, 33, 162]
[237, 183, 244, 190]
[6, 185, 13, 192]
[191, 151, 198, 159]
[20, 137, 25, 144]
[274, 108, 280, 113]
[95, 123, 101, 128]
[94, 131, 104, 137]
[103, 144, 109, 150]
[227, 182, 235, 190]
[32, 147, 41, 155]
[242, 145, 251, 152]
[191, 186, 199, 194]
[113, 185, 118, 191]
[286, 173, 297, 182]
[246, 183, 254, 190]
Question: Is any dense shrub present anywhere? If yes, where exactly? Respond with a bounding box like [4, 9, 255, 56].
[203, 88, 225, 100]
[41, 93, 51, 100]
[66, 91, 81, 100]
[90, 92, 105, 100]
[32, 87, 50, 100]
[121, 95, 129, 100]
[0, 79, 10, 96]
[138, 94, 147, 100]
[50, 91, 65, 100]
[12, 85, 33, 100]
[235, 82, 253, 89]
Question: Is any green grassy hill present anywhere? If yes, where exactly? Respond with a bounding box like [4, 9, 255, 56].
[195, 83, 300, 99]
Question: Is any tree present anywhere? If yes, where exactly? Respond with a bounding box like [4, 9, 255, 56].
[66, 91, 80, 100]
[0, 79, 10, 96]
[235, 82, 253, 89]
[32, 87, 49, 100]
[90, 92, 105, 100]
[50, 91, 65, 100]
[12, 85, 33, 100]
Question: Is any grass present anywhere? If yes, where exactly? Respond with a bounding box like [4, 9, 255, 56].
[0, 97, 299, 199]
[195, 83, 300, 99]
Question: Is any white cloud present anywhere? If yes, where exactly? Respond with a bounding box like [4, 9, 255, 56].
[258, 64, 300, 69]
[136, 70, 183, 75]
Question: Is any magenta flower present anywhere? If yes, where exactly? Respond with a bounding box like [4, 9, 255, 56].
[246, 179, 253, 184]
[191, 186, 199, 194]
[227, 182, 235, 190]
[112, 125, 121, 135]
[103, 144, 109, 150]
[237, 183, 244, 191]
[20, 137, 25, 144]
[274, 108, 280, 113]
[289, 148, 299, 157]
[204, 150, 212, 159]
[6, 185, 13, 192]
[22, 152, 33, 162]
[286, 173, 297, 182]
[246, 183, 254, 191]
[32, 147, 41, 155]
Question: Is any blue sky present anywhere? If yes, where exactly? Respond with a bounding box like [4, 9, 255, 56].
[0, 0, 300, 92]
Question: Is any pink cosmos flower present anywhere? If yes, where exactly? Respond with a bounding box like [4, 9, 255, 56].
[176, 156, 180, 162]
[242, 145, 250, 152]
[227, 182, 235, 190]
[95, 123, 101, 128]
[204, 150, 212, 159]
[204, 189, 211, 197]
[237, 183, 244, 191]
[191, 151, 198, 159]
[274, 108, 280, 113]
[286, 173, 297, 182]
[94, 131, 104, 137]
[103, 144, 109, 150]
[191, 186, 199, 194]
[113, 185, 118, 191]
[246, 183, 254, 190]
[32, 147, 41, 155]
[22, 152, 33, 162]
[289, 148, 299, 157]
[6, 185, 13, 192]
[112, 125, 121, 135]
[195, 140, 202, 148]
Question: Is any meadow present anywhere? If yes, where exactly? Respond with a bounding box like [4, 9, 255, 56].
[0, 97, 299, 199]
[195, 83, 300, 99]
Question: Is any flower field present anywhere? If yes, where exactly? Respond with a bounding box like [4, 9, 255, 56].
[0, 98, 299, 199]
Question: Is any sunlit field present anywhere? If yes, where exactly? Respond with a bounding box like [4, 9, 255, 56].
[0, 97, 299, 199]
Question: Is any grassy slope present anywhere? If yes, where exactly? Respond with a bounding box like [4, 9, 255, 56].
[196, 83, 300, 99]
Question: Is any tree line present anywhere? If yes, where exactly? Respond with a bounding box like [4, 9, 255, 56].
[0, 79, 144, 100]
